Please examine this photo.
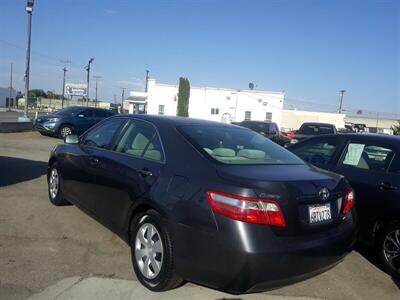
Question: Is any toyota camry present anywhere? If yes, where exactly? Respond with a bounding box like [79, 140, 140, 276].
[47, 115, 357, 294]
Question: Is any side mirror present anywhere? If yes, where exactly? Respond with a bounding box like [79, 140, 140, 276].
[64, 134, 79, 144]
[77, 114, 85, 118]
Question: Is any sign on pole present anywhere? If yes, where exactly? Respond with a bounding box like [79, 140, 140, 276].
[65, 83, 87, 97]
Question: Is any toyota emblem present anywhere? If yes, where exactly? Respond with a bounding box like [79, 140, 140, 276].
[319, 188, 330, 201]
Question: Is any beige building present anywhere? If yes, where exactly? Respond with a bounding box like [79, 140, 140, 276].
[281, 110, 346, 131]
[345, 115, 397, 134]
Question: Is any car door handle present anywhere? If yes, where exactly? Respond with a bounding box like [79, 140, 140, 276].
[379, 182, 398, 191]
[89, 157, 99, 165]
[138, 168, 153, 177]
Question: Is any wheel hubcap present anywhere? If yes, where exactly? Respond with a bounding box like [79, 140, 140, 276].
[383, 229, 400, 272]
[49, 168, 59, 199]
[135, 223, 163, 279]
[61, 127, 71, 137]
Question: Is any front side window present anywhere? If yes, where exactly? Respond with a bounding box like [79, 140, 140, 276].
[95, 109, 113, 118]
[338, 143, 394, 172]
[82, 118, 126, 149]
[115, 120, 164, 162]
[179, 125, 303, 165]
[292, 139, 340, 165]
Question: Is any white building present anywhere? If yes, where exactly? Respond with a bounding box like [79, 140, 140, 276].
[125, 79, 285, 125]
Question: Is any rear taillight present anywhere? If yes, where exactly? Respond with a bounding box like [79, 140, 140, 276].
[342, 188, 355, 216]
[207, 190, 286, 227]
[287, 132, 297, 139]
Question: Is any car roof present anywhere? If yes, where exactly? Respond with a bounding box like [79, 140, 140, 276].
[241, 120, 274, 124]
[114, 114, 238, 128]
[300, 122, 335, 127]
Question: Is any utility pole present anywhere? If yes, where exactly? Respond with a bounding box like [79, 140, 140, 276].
[338, 89, 346, 114]
[376, 112, 380, 130]
[145, 69, 150, 92]
[8, 63, 13, 112]
[93, 76, 101, 107]
[121, 88, 125, 114]
[22, 0, 34, 120]
[85, 58, 94, 106]
[60, 60, 71, 109]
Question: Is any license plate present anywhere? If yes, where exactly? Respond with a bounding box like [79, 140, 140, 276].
[309, 203, 332, 224]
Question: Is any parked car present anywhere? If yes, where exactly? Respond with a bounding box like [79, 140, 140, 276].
[288, 133, 400, 278]
[34, 106, 115, 138]
[288, 122, 337, 145]
[47, 115, 357, 293]
[236, 120, 290, 146]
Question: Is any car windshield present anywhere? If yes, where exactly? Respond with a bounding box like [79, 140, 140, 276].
[179, 125, 303, 165]
[54, 107, 82, 116]
[298, 124, 334, 135]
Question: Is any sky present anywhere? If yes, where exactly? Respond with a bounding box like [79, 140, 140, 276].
[0, 0, 399, 117]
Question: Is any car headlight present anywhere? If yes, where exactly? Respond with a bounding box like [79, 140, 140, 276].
[290, 139, 298, 144]
[44, 122, 57, 129]
[47, 118, 60, 122]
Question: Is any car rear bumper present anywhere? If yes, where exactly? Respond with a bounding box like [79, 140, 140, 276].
[170, 212, 357, 294]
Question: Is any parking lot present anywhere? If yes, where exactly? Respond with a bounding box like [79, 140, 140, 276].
[0, 131, 399, 300]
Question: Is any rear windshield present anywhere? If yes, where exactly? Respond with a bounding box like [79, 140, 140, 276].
[298, 124, 334, 135]
[179, 125, 303, 165]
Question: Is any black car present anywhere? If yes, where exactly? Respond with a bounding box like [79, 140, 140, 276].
[288, 133, 400, 278]
[237, 120, 290, 146]
[34, 106, 115, 138]
[289, 122, 337, 145]
[47, 115, 357, 293]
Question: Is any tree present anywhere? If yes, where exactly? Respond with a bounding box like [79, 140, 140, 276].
[391, 120, 400, 135]
[177, 77, 190, 117]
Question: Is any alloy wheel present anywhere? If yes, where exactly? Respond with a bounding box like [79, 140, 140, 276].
[383, 229, 400, 272]
[60, 126, 72, 138]
[49, 168, 59, 199]
[135, 223, 164, 279]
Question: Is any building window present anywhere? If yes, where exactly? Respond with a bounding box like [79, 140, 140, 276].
[226, 96, 231, 100]
[158, 105, 165, 115]
[258, 98, 262, 103]
[211, 108, 220, 115]
[263, 102, 268, 106]
[245, 111, 251, 120]
[265, 112, 273, 121]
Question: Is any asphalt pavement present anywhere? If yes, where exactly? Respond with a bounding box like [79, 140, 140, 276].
[0, 131, 399, 300]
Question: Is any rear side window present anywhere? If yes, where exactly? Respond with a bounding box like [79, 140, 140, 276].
[82, 118, 126, 149]
[291, 139, 340, 165]
[338, 143, 394, 172]
[179, 125, 303, 165]
[114, 120, 164, 162]
[95, 110, 112, 118]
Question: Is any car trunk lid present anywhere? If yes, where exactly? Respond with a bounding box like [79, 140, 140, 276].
[216, 164, 347, 236]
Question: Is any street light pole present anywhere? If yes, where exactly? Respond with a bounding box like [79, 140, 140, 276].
[60, 60, 71, 109]
[85, 58, 94, 107]
[121, 87, 125, 114]
[93, 76, 101, 108]
[8, 63, 13, 112]
[338, 89, 346, 114]
[145, 69, 150, 92]
[23, 0, 34, 119]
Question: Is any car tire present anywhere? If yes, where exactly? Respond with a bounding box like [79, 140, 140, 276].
[48, 163, 70, 206]
[377, 222, 400, 279]
[59, 125, 73, 139]
[130, 210, 183, 291]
